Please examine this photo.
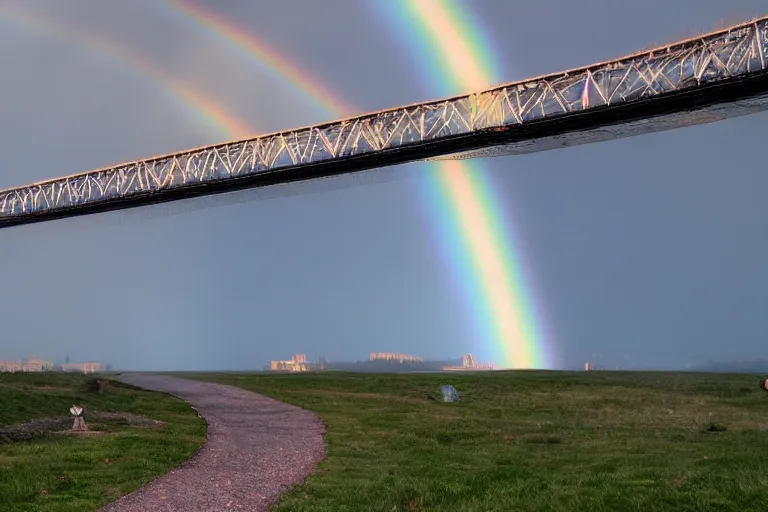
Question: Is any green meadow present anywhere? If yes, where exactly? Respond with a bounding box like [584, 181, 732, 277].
[186, 370, 768, 512]
[4, 370, 768, 511]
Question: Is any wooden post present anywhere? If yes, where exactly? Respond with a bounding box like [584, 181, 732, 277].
[72, 416, 88, 431]
[70, 405, 87, 431]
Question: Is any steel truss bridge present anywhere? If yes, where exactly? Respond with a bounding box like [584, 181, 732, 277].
[1, 16, 767, 229]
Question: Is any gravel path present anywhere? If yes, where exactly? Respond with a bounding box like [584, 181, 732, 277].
[100, 374, 325, 512]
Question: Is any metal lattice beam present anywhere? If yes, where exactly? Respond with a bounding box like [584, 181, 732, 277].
[2, 17, 768, 229]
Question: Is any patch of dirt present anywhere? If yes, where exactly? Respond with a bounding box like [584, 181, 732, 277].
[0, 417, 71, 443]
[89, 379, 116, 394]
[51, 431, 105, 437]
[92, 412, 164, 428]
[0, 412, 165, 444]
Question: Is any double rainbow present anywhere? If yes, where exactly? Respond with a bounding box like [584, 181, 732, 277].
[0, 0, 554, 368]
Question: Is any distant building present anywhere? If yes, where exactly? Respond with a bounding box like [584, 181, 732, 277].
[443, 353, 494, 371]
[369, 352, 423, 363]
[0, 357, 103, 374]
[0, 360, 22, 372]
[0, 357, 54, 373]
[270, 354, 310, 372]
[25, 357, 54, 371]
[62, 362, 103, 374]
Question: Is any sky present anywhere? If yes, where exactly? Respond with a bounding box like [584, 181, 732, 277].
[0, 0, 766, 371]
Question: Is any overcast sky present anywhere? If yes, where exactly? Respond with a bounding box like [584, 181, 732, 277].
[0, 0, 766, 371]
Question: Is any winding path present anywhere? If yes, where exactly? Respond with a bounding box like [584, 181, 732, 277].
[100, 374, 325, 512]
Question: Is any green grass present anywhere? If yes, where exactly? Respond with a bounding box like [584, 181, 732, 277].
[0, 372, 206, 512]
[183, 370, 768, 512]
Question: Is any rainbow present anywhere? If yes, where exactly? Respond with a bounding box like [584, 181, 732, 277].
[2, 2, 554, 368]
[165, 0, 354, 119]
[373, 0, 552, 369]
[0, 5, 254, 140]
[167, 0, 553, 368]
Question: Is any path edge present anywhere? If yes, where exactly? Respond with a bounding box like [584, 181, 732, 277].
[100, 373, 329, 512]
[98, 373, 211, 511]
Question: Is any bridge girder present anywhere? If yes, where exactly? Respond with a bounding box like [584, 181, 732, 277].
[1, 17, 767, 229]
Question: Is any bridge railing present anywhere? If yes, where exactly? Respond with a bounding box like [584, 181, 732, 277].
[1, 17, 767, 227]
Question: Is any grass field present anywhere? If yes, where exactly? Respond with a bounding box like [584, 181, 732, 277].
[187, 370, 768, 512]
[0, 372, 206, 512]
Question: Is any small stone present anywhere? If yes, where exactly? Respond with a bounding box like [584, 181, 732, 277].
[440, 385, 460, 402]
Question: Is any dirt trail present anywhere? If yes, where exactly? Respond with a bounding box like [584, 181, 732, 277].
[100, 374, 325, 512]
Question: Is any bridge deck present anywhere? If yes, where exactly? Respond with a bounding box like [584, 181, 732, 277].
[1, 17, 767, 228]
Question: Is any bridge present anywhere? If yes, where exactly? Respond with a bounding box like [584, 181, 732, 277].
[1, 16, 767, 229]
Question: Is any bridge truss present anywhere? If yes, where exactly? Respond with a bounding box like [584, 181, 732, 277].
[1, 16, 767, 229]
